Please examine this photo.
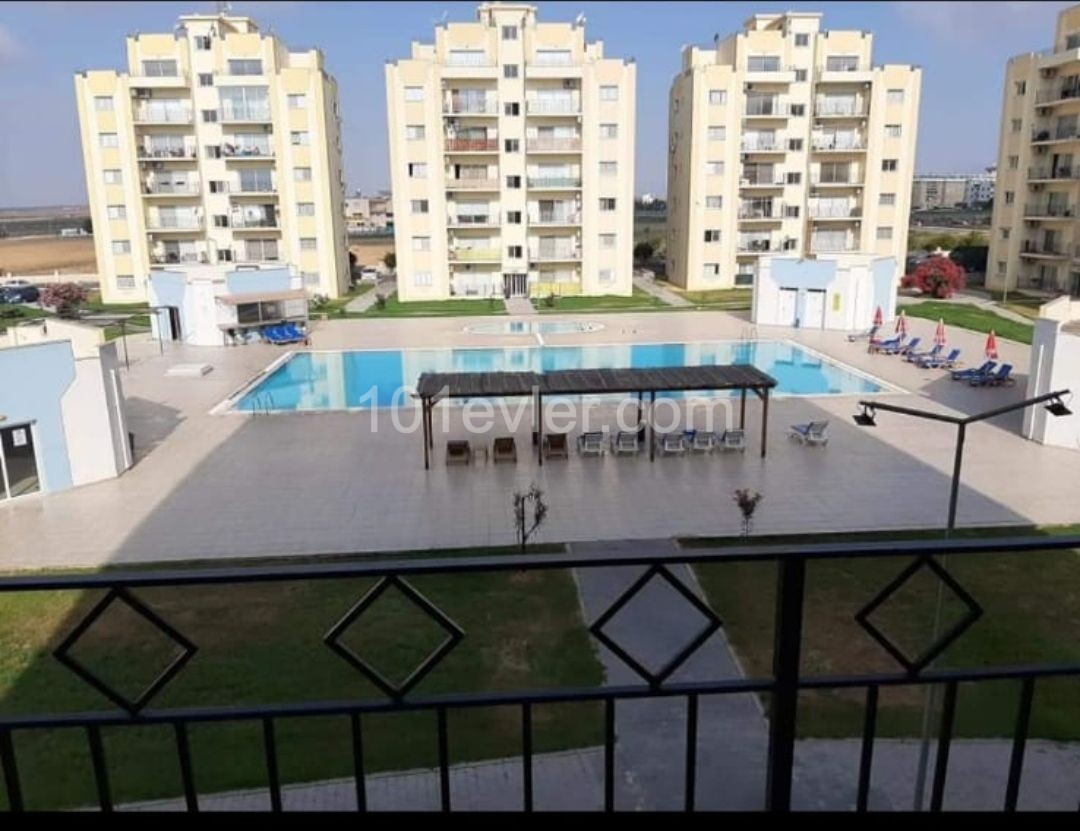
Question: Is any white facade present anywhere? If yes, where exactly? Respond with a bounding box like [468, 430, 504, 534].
[1023, 296, 1080, 450]
[752, 253, 896, 331]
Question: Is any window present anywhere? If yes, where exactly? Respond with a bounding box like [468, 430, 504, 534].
[294, 167, 312, 182]
[195, 35, 211, 50]
[99, 133, 118, 148]
[209, 180, 226, 194]
[508, 245, 523, 258]
[504, 139, 520, 152]
[300, 238, 317, 251]
[535, 49, 572, 67]
[448, 50, 486, 67]
[885, 124, 901, 138]
[406, 125, 425, 140]
[94, 96, 113, 111]
[879, 192, 896, 206]
[1005, 191, 1015, 205]
[504, 64, 519, 79]
[600, 161, 617, 176]
[785, 205, 800, 218]
[795, 33, 810, 47]
[116, 275, 136, 290]
[1068, 33, 1080, 49]
[228, 59, 263, 76]
[704, 229, 721, 242]
[412, 236, 431, 251]
[502, 25, 518, 40]
[882, 159, 898, 172]
[1001, 228, 1011, 240]
[111, 241, 131, 254]
[141, 60, 177, 77]
[826, 56, 859, 72]
[1008, 155, 1019, 170]
[707, 126, 726, 141]
[213, 214, 229, 228]
[404, 86, 424, 102]
[705, 196, 722, 209]
[504, 102, 520, 116]
[288, 94, 307, 110]
[297, 202, 315, 217]
[413, 271, 433, 287]
[788, 138, 803, 151]
[786, 172, 802, 184]
[887, 89, 904, 105]
[876, 226, 893, 240]
[300, 272, 319, 288]
[997, 261, 1007, 276]
[291, 131, 310, 146]
[706, 161, 724, 175]
[600, 85, 619, 102]
[600, 123, 618, 139]
[1015, 81, 1026, 96]
[598, 269, 615, 284]
[217, 249, 233, 263]
[201, 109, 218, 123]
[410, 199, 429, 214]
[205, 144, 222, 158]
[599, 198, 616, 212]
[702, 263, 721, 279]
[709, 90, 727, 105]
[507, 211, 522, 224]
[600, 233, 616, 248]
[795, 69, 807, 82]
[748, 56, 781, 72]
[506, 175, 521, 188]
[198, 73, 213, 87]
[790, 104, 805, 117]
[107, 205, 126, 220]
[103, 169, 122, 184]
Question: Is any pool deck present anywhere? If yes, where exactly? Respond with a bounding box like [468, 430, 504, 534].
[2, 310, 1077, 570]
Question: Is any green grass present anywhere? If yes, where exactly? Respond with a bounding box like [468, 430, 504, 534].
[0, 555, 601, 809]
[536, 286, 669, 313]
[690, 525, 1080, 740]
[902, 300, 1034, 345]
[667, 287, 752, 311]
[308, 282, 376, 319]
[362, 292, 507, 318]
[0, 304, 50, 333]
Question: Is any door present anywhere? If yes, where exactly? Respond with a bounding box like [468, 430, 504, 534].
[803, 289, 827, 329]
[503, 273, 528, 298]
[777, 289, 798, 326]
[0, 423, 41, 500]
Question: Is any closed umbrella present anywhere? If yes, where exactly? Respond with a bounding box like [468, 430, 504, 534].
[895, 310, 907, 337]
[985, 329, 999, 360]
[934, 318, 947, 348]
[873, 306, 884, 328]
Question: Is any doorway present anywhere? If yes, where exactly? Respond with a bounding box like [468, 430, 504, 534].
[0, 423, 41, 500]
[777, 288, 798, 326]
[503, 273, 529, 298]
[803, 289, 827, 328]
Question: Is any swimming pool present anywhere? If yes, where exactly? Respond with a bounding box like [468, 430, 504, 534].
[464, 320, 604, 336]
[233, 341, 890, 412]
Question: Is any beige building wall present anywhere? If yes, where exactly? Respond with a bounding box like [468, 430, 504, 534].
[74, 11, 348, 304]
[988, 4, 1080, 296]
[666, 12, 920, 292]
[385, 2, 635, 301]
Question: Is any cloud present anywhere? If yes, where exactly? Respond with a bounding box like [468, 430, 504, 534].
[894, 1, 1069, 45]
[0, 24, 24, 65]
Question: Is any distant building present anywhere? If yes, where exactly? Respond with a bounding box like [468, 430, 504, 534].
[345, 192, 393, 233]
[911, 173, 994, 210]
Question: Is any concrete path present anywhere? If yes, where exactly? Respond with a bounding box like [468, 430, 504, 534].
[505, 296, 536, 315]
[344, 280, 395, 313]
[633, 273, 691, 307]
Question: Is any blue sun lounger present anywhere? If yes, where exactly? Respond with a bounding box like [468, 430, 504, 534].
[969, 363, 1014, 387]
[952, 361, 995, 381]
[904, 343, 941, 364]
[881, 336, 919, 356]
[918, 348, 961, 369]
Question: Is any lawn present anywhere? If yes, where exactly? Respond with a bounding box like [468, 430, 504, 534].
[665, 286, 752, 311]
[901, 300, 1034, 345]
[689, 526, 1080, 741]
[308, 282, 375, 319]
[536, 286, 669, 313]
[0, 304, 49, 334]
[362, 292, 507, 317]
[0, 557, 602, 810]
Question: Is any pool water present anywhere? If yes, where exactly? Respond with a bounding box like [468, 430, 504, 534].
[465, 320, 604, 335]
[234, 341, 887, 412]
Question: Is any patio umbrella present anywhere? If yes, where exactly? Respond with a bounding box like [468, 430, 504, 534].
[873, 306, 884, 328]
[895, 310, 907, 337]
[985, 329, 999, 360]
[933, 318, 947, 348]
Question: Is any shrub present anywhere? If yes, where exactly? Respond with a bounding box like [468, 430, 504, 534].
[732, 488, 764, 537]
[543, 292, 557, 309]
[374, 293, 387, 310]
[40, 283, 89, 318]
[900, 256, 967, 299]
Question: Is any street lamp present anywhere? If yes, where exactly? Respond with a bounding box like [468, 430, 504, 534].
[852, 388, 1071, 810]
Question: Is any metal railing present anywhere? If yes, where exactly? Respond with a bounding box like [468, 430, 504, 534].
[527, 138, 582, 152]
[150, 252, 207, 265]
[231, 216, 280, 230]
[820, 62, 869, 73]
[737, 238, 780, 252]
[530, 213, 582, 225]
[133, 107, 193, 124]
[741, 139, 783, 152]
[223, 145, 274, 158]
[814, 101, 868, 117]
[1028, 166, 1080, 180]
[812, 173, 862, 185]
[530, 248, 581, 261]
[445, 138, 499, 152]
[526, 100, 580, 115]
[3, 535, 1075, 812]
[745, 101, 790, 117]
[145, 217, 203, 231]
[1023, 203, 1076, 217]
[219, 106, 272, 123]
[449, 215, 495, 225]
[811, 137, 867, 151]
[444, 100, 498, 115]
[142, 182, 200, 196]
[1034, 86, 1080, 105]
[446, 178, 499, 190]
[448, 248, 500, 261]
[137, 147, 197, 161]
[1020, 241, 1067, 256]
[527, 177, 581, 189]
[740, 175, 786, 187]
[738, 203, 783, 220]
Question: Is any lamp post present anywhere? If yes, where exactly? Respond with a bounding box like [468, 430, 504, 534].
[853, 388, 1072, 811]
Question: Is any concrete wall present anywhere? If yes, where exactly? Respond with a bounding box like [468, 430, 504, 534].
[1024, 315, 1080, 451]
[61, 342, 132, 486]
[4, 318, 106, 358]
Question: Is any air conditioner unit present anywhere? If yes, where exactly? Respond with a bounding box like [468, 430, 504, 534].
[135, 89, 152, 99]
[562, 79, 575, 89]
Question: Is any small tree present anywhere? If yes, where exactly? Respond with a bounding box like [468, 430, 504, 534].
[40, 283, 89, 318]
[633, 240, 655, 264]
[732, 488, 763, 538]
[374, 293, 387, 310]
[900, 255, 967, 299]
[512, 484, 548, 553]
[383, 251, 396, 271]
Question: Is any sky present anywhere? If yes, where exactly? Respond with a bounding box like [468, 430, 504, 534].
[0, 0, 1074, 208]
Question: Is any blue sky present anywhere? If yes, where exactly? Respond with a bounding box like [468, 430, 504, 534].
[0, 0, 1073, 207]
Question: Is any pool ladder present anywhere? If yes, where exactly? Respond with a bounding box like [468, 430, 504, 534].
[248, 391, 276, 416]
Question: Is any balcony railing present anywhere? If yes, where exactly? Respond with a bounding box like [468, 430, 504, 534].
[150, 251, 207, 265]
[812, 173, 862, 185]
[530, 213, 582, 225]
[449, 215, 495, 225]
[526, 99, 580, 115]
[820, 61, 869, 73]
[443, 100, 498, 115]
[446, 178, 499, 190]
[232, 184, 278, 195]
[530, 248, 581, 261]
[741, 139, 783, 152]
[445, 138, 498, 152]
[1035, 85, 1080, 105]
[740, 175, 786, 187]
[745, 101, 789, 117]
[527, 177, 581, 189]
[526, 138, 582, 152]
[231, 216, 280, 229]
[737, 238, 780, 252]
[142, 182, 200, 195]
[145, 217, 203, 231]
[1023, 203, 1076, 217]
[1028, 166, 1080, 180]
[449, 248, 500, 261]
[811, 137, 867, 151]
[738, 204, 782, 220]
[133, 107, 193, 124]
[223, 144, 274, 158]
[137, 147, 197, 161]
[1021, 241, 1067, 256]
[809, 205, 862, 219]
[219, 106, 272, 123]
[810, 244, 858, 254]
[814, 101, 868, 117]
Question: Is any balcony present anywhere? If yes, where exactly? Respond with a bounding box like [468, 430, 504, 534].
[1031, 126, 1080, 143]
[811, 137, 867, 152]
[529, 213, 581, 226]
[737, 237, 783, 253]
[811, 173, 863, 187]
[744, 62, 797, 83]
[442, 58, 498, 79]
[529, 247, 581, 262]
[133, 106, 193, 125]
[231, 216, 280, 230]
[445, 138, 499, 153]
[744, 101, 790, 118]
[130, 71, 189, 89]
[142, 182, 201, 197]
[223, 144, 274, 160]
[818, 62, 873, 82]
[443, 100, 498, 116]
[740, 175, 786, 188]
[527, 177, 582, 189]
[810, 244, 859, 254]
[230, 185, 278, 197]
[1035, 85, 1080, 105]
[446, 178, 499, 191]
[1020, 240, 1068, 258]
[448, 214, 497, 227]
[145, 217, 203, 232]
[526, 99, 580, 115]
[150, 251, 208, 265]
[738, 203, 783, 220]
[526, 138, 582, 153]
[813, 101, 868, 118]
[525, 59, 582, 79]
[219, 105, 272, 124]
[741, 138, 784, 153]
[1028, 166, 1080, 181]
[809, 205, 862, 220]
[1023, 203, 1076, 218]
[137, 147, 197, 162]
[449, 248, 500, 262]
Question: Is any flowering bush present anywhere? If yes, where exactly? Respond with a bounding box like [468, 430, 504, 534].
[733, 488, 764, 537]
[900, 256, 966, 299]
[40, 283, 89, 318]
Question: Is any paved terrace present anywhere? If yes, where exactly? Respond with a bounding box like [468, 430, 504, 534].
[2, 310, 1078, 570]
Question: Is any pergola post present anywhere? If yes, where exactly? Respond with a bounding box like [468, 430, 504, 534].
[648, 391, 656, 462]
[537, 390, 544, 467]
[760, 388, 769, 459]
[740, 388, 747, 429]
[422, 399, 430, 470]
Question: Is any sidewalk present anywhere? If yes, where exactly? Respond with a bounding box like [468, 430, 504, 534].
[632, 273, 691, 307]
[344, 280, 395, 313]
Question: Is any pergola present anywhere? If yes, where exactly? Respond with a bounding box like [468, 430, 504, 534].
[415, 365, 778, 469]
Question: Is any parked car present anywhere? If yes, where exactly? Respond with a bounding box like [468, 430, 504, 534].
[358, 267, 379, 281]
[0, 284, 40, 304]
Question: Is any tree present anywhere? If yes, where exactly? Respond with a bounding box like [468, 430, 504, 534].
[40, 283, 89, 318]
[81, 218, 93, 235]
[383, 251, 396, 271]
[633, 241, 655, 264]
[348, 251, 357, 269]
[901, 256, 967, 299]
[512, 484, 548, 553]
[732, 488, 763, 538]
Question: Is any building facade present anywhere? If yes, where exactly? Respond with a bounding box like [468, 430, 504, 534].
[911, 173, 994, 210]
[345, 192, 394, 233]
[988, 4, 1080, 297]
[74, 10, 349, 304]
[385, 3, 636, 301]
[665, 11, 920, 292]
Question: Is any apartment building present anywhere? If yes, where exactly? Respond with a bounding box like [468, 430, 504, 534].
[988, 4, 1080, 297]
[666, 12, 920, 291]
[345, 191, 394, 233]
[911, 172, 995, 210]
[385, 3, 636, 301]
[74, 10, 349, 304]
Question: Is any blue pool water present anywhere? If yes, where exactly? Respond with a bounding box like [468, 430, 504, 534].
[235, 341, 886, 412]
[465, 320, 604, 335]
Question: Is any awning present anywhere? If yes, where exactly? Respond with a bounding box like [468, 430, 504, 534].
[216, 289, 307, 306]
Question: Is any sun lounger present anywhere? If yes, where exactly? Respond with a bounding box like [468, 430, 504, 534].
[917, 347, 961, 369]
[611, 431, 640, 456]
[904, 343, 941, 364]
[492, 436, 517, 463]
[690, 431, 719, 453]
[868, 336, 901, 355]
[542, 432, 569, 459]
[847, 325, 880, 343]
[952, 361, 995, 381]
[577, 431, 606, 457]
[446, 440, 471, 465]
[969, 363, 1014, 387]
[788, 420, 829, 446]
[654, 431, 687, 456]
[718, 429, 747, 452]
